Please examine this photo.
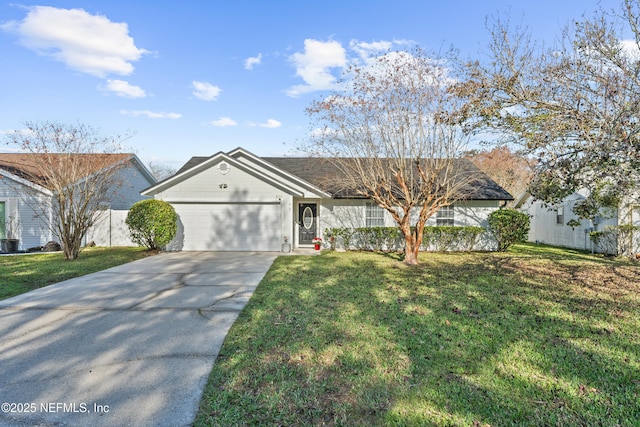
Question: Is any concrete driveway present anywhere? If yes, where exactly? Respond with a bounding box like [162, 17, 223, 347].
[0, 251, 278, 427]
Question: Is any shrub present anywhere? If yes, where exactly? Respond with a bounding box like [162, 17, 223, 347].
[325, 226, 487, 252]
[126, 200, 178, 250]
[488, 209, 530, 252]
[590, 224, 640, 257]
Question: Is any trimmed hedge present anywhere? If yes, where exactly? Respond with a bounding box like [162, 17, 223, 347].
[325, 226, 487, 252]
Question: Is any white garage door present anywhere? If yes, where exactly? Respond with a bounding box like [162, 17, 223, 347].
[172, 203, 281, 251]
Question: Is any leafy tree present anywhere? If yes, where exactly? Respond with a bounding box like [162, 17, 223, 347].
[5, 121, 131, 260]
[488, 209, 530, 251]
[126, 199, 177, 250]
[306, 48, 479, 265]
[456, 1, 640, 219]
[466, 146, 533, 203]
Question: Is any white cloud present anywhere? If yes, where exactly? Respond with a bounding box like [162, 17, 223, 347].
[620, 39, 640, 60]
[120, 110, 181, 119]
[259, 119, 281, 128]
[103, 79, 146, 98]
[286, 39, 347, 97]
[244, 53, 262, 70]
[1, 6, 148, 77]
[248, 119, 282, 128]
[349, 40, 393, 59]
[210, 117, 237, 127]
[192, 81, 221, 101]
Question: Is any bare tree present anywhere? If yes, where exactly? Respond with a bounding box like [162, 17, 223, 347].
[147, 161, 178, 181]
[456, 1, 640, 219]
[306, 48, 479, 265]
[5, 121, 131, 260]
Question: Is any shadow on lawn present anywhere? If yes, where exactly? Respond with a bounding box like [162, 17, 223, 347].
[380, 252, 640, 425]
[197, 251, 640, 426]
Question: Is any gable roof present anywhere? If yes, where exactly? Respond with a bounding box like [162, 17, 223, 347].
[262, 157, 513, 200]
[0, 153, 153, 190]
[142, 151, 312, 197]
[161, 149, 513, 201]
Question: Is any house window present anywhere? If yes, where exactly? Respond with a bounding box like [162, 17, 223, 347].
[366, 202, 385, 227]
[556, 206, 564, 225]
[436, 205, 455, 226]
[0, 201, 5, 239]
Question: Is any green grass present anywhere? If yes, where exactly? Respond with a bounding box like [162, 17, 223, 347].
[0, 246, 154, 300]
[196, 244, 640, 426]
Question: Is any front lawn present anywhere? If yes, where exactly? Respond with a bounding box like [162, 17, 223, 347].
[196, 244, 640, 426]
[0, 246, 154, 300]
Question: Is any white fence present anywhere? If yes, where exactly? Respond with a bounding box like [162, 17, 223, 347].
[86, 209, 137, 247]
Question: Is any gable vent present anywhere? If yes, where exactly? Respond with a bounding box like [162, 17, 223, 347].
[217, 162, 230, 175]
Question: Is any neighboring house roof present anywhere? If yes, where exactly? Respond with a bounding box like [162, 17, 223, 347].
[0, 153, 153, 190]
[164, 149, 513, 201]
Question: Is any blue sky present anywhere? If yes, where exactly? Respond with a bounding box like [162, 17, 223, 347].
[0, 0, 623, 169]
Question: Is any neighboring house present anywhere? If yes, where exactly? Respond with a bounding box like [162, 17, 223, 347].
[141, 147, 513, 252]
[0, 153, 155, 251]
[515, 190, 640, 256]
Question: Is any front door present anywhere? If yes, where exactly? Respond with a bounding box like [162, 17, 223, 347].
[298, 203, 317, 245]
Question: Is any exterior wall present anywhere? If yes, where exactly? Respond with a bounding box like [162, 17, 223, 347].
[106, 163, 155, 209]
[155, 161, 285, 203]
[519, 193, 618, 252]
[0, 176, 52, 250]
[320, 199, 500, 230]
[156, 161, 294, 251]
[0, 160, 154, 251]
[318, 199, 502, 251]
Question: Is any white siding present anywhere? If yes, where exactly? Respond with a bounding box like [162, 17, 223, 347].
[157, 161, 284, 203]
[106, 163, 155, 209]
[320, 199, 500, 231]
[0, 161, 154, 251]
[158, 161, 292, 251]
[0, 176, 52, 250]
[519, 193, 618, 252]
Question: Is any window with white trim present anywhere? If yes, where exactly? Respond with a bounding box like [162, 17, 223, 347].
[436, 205, 454, 226]
[556, 205, 564, 225]
[366, 202, 385, 227]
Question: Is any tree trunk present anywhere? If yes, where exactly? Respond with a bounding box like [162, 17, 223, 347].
[62, 234, 81, 260]
[404, 238, 420, 265]
[400, 223, 421, 265]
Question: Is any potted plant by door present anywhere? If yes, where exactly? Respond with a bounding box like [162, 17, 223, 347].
[312, 237, 323, 250]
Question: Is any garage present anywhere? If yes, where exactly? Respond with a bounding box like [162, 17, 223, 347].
[171, 202, 282, 251]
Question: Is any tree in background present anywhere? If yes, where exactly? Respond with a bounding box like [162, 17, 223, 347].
[466, 146, 534, 202]
[306, 48, 479, 265]
[5, 121, 131, 260]
[148, 161, 178, 181]
[456, 0, 640, 219]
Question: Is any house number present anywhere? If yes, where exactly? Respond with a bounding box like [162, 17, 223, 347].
[302, 207, 313, 229]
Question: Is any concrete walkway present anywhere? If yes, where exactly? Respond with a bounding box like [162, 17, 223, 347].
[0, 251, 278, 427]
